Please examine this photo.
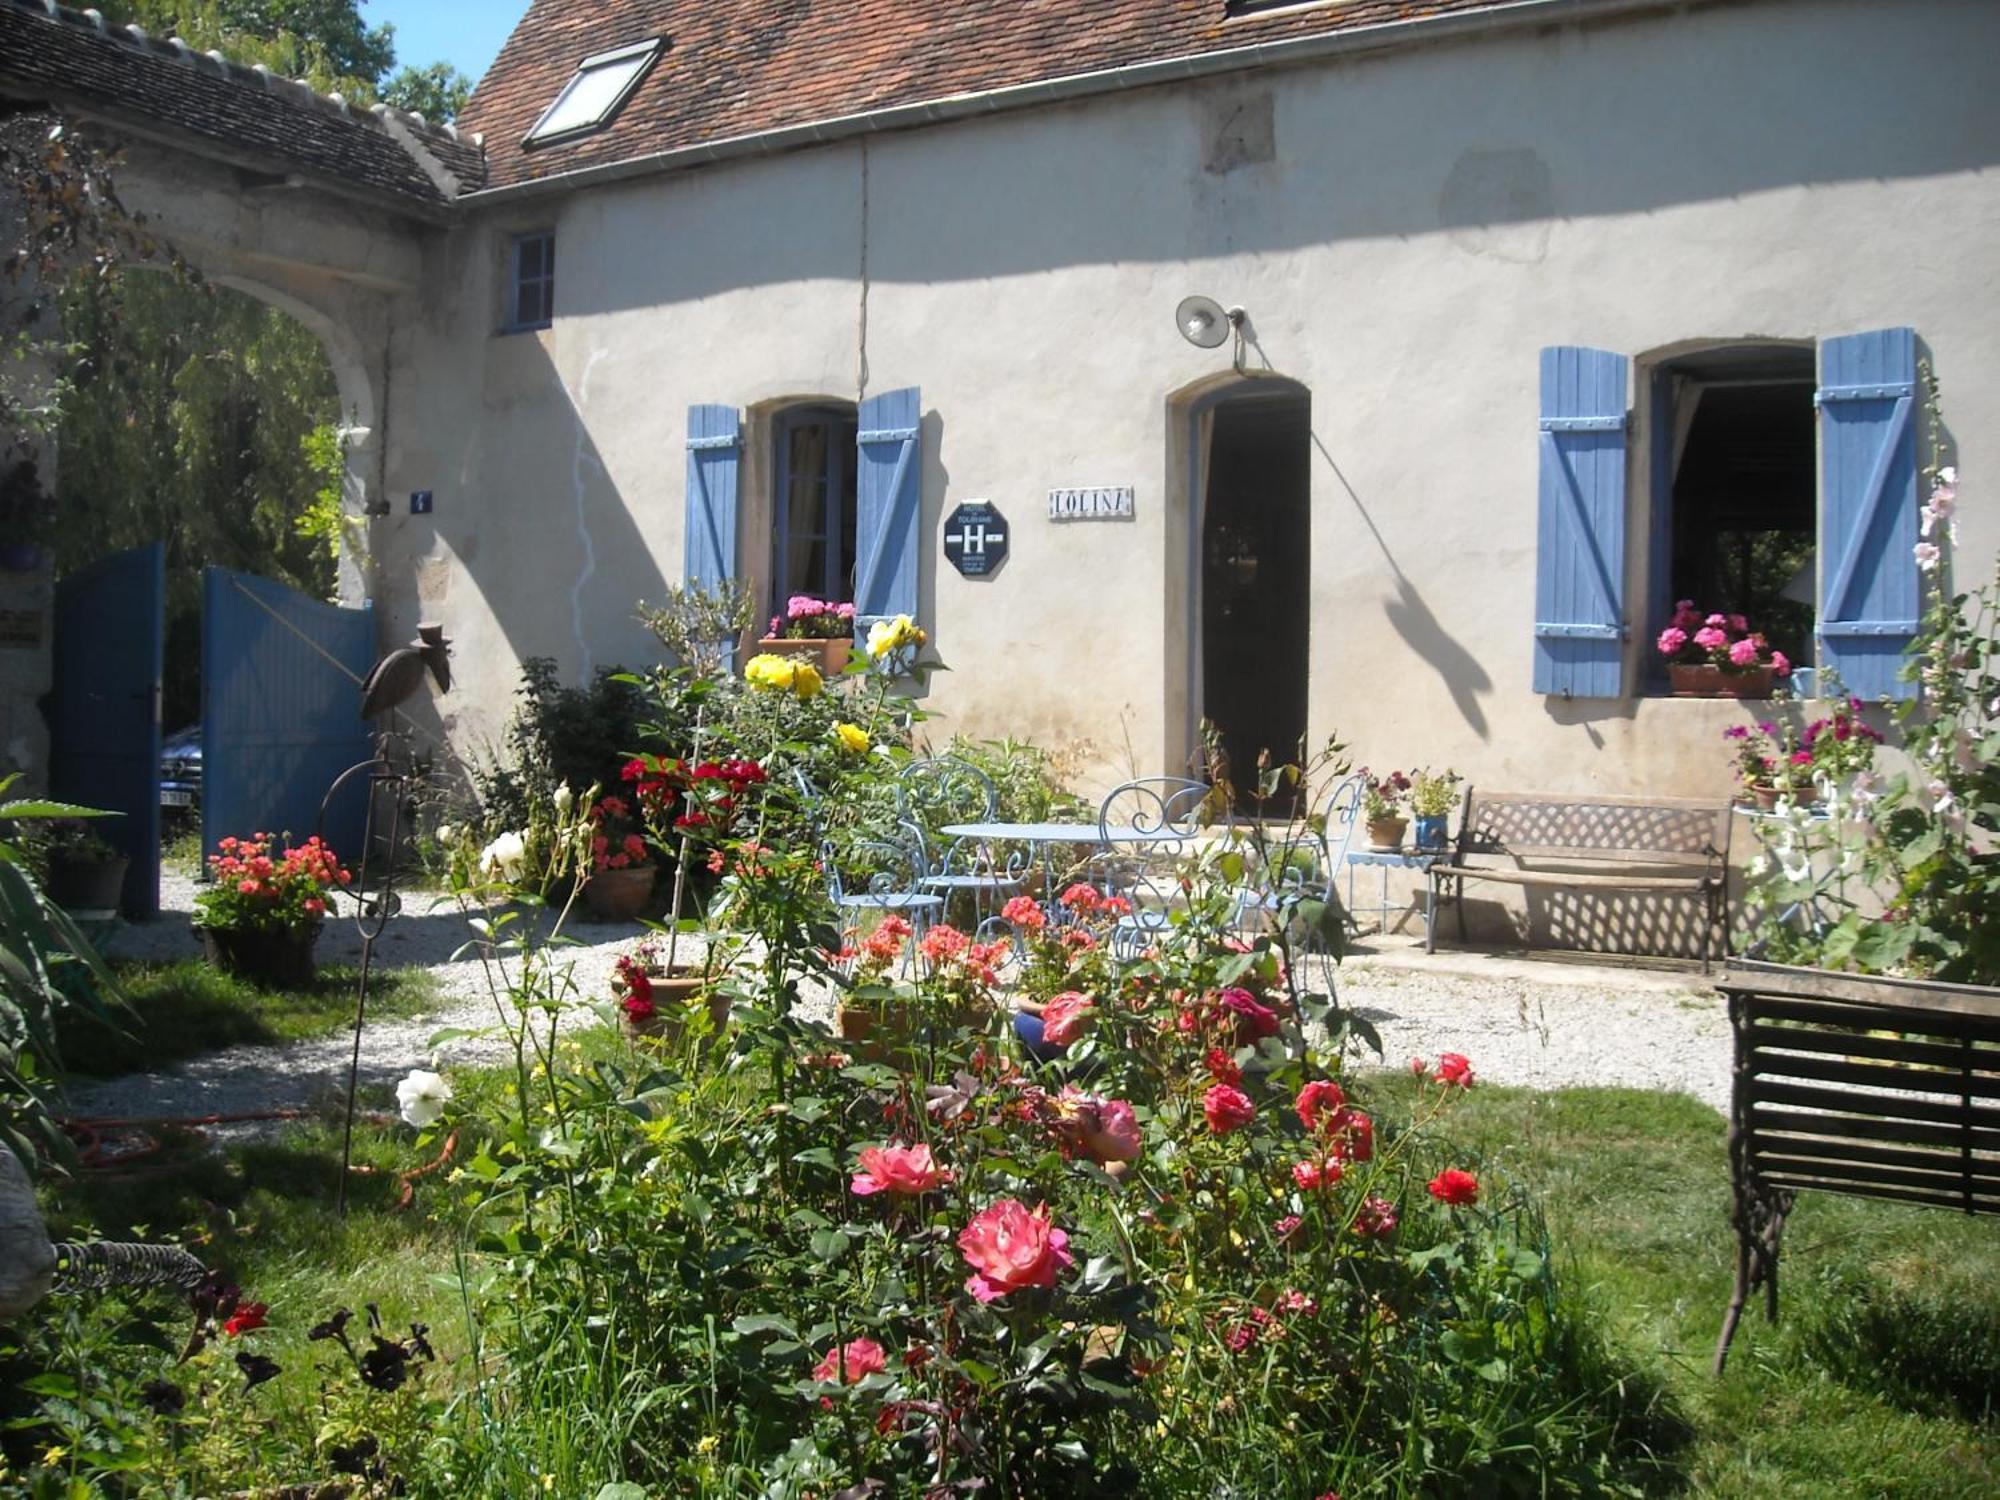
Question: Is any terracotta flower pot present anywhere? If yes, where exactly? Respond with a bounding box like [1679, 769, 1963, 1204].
[1365, 816, 1408, 851]
[620, 970, 731, 1044]
[198, 921, 321, 986]
[758, 635, 853, 676]
[582, 864, 656, 922]
[1747, 783, 1784, 812]
[1669, 663, 1774, 699]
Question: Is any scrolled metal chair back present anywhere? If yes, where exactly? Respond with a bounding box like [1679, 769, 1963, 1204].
[1097, 776, 1213, 848]
[896, 757, 999, 832]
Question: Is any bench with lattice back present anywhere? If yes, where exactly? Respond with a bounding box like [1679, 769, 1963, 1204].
[1712, 960, 2000, 1374]
[1425, 789, 1731, 969]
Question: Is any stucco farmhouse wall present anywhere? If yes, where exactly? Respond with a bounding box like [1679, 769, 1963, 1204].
[374, 0, 2000, 803]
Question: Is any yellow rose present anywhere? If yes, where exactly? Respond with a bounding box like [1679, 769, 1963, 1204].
[833, 722, 870, 754]
[792, 662, 823, 698]
[866, 614, 926, 660]
[744, 652, 797, 691]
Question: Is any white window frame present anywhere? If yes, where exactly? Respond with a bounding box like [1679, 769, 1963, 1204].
[522, 38, 663, 148]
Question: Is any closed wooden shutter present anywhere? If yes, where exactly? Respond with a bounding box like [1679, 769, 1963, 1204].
[1533, 346, 1629, 697]
[1817, 328, 1920, 701]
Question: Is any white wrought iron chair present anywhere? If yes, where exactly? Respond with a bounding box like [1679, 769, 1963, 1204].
[895, 757, 1025, 938]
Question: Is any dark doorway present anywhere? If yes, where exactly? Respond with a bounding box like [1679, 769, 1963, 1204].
[1200, 389, 1310, 813]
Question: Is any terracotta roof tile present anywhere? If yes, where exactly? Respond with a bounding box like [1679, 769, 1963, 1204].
[461, 0, 1546, 193]
[0, 0, 482, 212]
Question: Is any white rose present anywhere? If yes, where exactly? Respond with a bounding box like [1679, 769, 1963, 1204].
[434, 824, 454, 846]
[395, 1069, 453, 1129]
[554, 784, 574, 816]
[481, 830, 527, 881]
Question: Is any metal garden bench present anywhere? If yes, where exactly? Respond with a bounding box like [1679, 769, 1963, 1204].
[1713, 960, 2000, 1374]
[1425, 789, 1731, 970]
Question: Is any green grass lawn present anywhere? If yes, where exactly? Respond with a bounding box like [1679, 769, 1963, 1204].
[57, 959, 440, 1077]
[1389, 1075, 2000, 1497]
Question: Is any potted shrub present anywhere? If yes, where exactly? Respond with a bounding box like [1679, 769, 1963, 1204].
[1408, 768, 1462, 852]
[193, 833, 349, 984]
[1657, 601, 1792, 698]
[1361, 770, 1411, 850]
[580, 790, 657, 922]
[42, 819, 128, 913]
[760, 595, 857, 676]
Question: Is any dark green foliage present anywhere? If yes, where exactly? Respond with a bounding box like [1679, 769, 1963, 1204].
[472, 657, 652, 835]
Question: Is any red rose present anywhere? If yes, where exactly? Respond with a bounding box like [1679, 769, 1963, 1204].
[1040, 992, 1096, 1046]
[1328, 1107, 1374, 1162]
[1428, 1168, 1479, 1206]
[1203, 1084, 1255, 1134]
[222, 1302, 268, 1337]
[1217, 986, 1280, 1041]
[1434, 1052, 1475, 1088]
[1294, 1078, 1346, 1133]
[813, 1336, 887, 1385]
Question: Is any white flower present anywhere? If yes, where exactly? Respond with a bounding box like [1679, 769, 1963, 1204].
[1747, 854, 1770, 878]
[553, 784, 574, 816]
[1779, 849, 1812, 884]
[1934, 465, 1957, 491]
[481, 830, 527, 881]
[1914, 541, 1942, 571]
[1927, 779, 1956, 815]
[434, 824, 454, 846]
[395, 1069, 452, 1129]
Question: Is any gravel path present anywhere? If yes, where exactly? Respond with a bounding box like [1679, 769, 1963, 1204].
[59, 872, 1730, 1132]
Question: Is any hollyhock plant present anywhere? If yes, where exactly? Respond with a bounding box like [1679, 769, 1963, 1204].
[851, 1142, 951, 1196]
[1203, 1083, 1256, 1134]
[959, 1199, 1073, 1302]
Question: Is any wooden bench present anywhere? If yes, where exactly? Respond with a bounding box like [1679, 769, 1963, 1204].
[1713, 960, 2000, 1374]
[1425, 789, 1731, 970]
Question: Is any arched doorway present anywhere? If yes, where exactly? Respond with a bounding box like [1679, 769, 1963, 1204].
[1188, 381, 1311, 812]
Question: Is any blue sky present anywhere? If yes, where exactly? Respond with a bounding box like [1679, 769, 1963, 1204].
[368, 1, 527, 88]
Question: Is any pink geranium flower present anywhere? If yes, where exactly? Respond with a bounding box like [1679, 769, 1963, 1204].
[852, 1142, 950, 1197]
[1727, 637, 1761, 667]
[1655, 627, 1687, 656]
[1693, 626, 1728, 651]
[1002, 894, 1046, 930]
[959, 1199, 1073, 1302]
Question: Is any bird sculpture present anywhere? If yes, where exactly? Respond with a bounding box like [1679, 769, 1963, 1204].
[358, 621, 452, 721]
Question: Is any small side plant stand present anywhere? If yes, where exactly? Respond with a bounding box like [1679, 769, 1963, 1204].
[1712, 959, 2000, 1375]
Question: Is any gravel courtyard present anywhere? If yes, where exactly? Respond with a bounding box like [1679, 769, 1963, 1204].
[59, 870, 1732, 1129]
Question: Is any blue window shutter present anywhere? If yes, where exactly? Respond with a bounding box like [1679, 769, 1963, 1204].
[1817, 328, 1919, 701]
[854, 386, 922, 630]
[685, 404, 741, 587]
[1533, 346, 1629, 697]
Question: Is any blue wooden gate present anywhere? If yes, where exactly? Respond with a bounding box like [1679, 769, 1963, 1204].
[49, 543, 164, 919]
[201, 568, 375, 866]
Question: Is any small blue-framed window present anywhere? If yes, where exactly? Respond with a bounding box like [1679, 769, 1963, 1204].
[773, 404, 858, 607]
[506, 230, 555, 332]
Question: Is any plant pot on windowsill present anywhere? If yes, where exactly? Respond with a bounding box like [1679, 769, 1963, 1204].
[582, 863, 656, 922]
[757, 635, 853, 676]
[48, 853, 129, 913]
[197, 921, 321, 986]
[1669, 664, 1774, 699]
[618, 969, 731, 1044]
[1365, 816, 1408, 851]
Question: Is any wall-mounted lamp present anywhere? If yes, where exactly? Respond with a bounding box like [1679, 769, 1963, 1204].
[1174, 295, 1252, 373]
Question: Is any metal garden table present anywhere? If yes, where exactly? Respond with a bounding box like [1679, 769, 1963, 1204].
[1344, 848, 1442, 943]
[939, 820, 1188, 913]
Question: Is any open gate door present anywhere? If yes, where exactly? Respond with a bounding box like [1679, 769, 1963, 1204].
[201, 568, 374, 866]
[49, 543, 164, 919]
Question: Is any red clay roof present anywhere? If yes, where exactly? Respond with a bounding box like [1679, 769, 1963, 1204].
[461, 0, 1537, 194]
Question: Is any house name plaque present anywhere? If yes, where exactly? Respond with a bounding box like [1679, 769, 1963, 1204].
[1047, 485, 1135, 521]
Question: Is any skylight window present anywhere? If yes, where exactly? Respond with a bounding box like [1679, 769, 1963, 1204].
[523, 38, 662, 148]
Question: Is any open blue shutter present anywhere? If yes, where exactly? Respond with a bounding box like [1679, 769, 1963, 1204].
[685, 404, 741, 587]
[1533, 347, 1629, 697]
[854, 386, 922, 631]
[1817, 328, 1919, 700]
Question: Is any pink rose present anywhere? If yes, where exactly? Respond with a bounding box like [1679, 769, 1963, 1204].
[813, 1336, 888, 1385]
[1040, 991, 1096, 1045]
[1218, 986, 1280, 1041]
[1434, 1053, 1476, 1088]
[1055, 1088, 1141, 1164]
[1203, 1084, 1256, 1134]
[1294, 1079, 1347, 1133]
[959, 1199, 1073, 1302]
[1727, 614, 1749, 633]
[852, 1142, 950, 1197]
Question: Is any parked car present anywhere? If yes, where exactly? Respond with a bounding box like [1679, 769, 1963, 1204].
[160, 724, 201, 816]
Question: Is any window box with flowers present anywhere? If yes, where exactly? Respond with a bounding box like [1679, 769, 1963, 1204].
[1657, 601, 1793, 698]
[192, 833, 350, 984]
[759, 596, 856, 677]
